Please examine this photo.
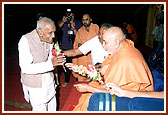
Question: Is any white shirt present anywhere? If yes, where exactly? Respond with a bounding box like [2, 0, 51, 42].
[18, 36, 56, 104]
[78, 35, 108, 65]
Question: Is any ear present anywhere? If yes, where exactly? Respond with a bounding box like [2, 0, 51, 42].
[37, 28, 43, 36]
[90, 18, 92, 22]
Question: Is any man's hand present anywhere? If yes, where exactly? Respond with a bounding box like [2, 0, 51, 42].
[52, 56, 66, 66]
[62, 16, 67, 23]
[70, 21, 75, 29]
[106, 83, 126, 97]
[65, 63, 78, 72]
[63, 49, 83, 57]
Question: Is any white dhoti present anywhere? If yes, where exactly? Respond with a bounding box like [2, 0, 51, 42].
[22, 73, 57, 111]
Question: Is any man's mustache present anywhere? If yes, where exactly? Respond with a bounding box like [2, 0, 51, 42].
[83, 23, 89, 27]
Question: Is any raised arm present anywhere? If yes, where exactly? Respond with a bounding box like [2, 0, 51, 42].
[58, 16, 67, 28]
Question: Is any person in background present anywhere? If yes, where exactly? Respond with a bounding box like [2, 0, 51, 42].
[64, 23, 113, 67]
[153, 4, 164, 50]
[122, 20, 137, 44]
[152, 19, 164, 50]
[148, 46, 164, 77]
[72, 13, 99, 81]
[18, 17, 66, 111]
[147, 45, 164, 92]
[155, 4, 164, 23]
[57, 9, 82, 87]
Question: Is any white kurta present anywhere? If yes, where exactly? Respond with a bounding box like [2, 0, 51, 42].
[18, 36, 56, 105]
[78, 35, 108, 65]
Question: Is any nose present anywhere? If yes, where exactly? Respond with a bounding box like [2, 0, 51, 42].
[82, 21, 86, 24]
[52, 32, 55, 38]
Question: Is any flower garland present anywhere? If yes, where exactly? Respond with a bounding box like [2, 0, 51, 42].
[75, 64, 115, 111]
[75, 64, 110, 90]
[52, 42, 63, 56]
[52, 42, 66, 72]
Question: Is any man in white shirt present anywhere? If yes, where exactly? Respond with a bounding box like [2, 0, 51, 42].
[64, 23, 113, 66]
[18, 17, 65, 111]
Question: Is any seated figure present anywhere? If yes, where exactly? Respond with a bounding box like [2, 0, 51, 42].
[148, 46, 164, 91]
[87, 43, 164, 112]
[66, 27, 154, 111]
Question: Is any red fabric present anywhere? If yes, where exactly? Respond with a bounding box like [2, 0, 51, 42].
[61, 81, 88, 111]
[4, 105, 31, 111]
[67, 105, 75, 111]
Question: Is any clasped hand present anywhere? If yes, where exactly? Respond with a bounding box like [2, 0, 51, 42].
[52, 56, 66, 66]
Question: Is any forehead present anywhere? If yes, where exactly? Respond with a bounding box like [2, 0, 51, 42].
[83, 14, 89, 19]
[102, 30, 112, 40]
[44, 24, 56, 31]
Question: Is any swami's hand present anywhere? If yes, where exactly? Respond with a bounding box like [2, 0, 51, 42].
[65, 63, 78, 72]
[74, 83, 92, 92]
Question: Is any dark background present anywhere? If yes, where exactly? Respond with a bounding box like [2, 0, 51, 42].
[4, 4, 150, 56]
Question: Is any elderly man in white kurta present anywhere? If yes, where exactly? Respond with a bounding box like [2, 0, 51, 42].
[18, 17, 65, 111]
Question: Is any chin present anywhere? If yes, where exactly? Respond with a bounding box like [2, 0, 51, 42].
[48, 41, 53, 44]
[46, 40, 52, 44]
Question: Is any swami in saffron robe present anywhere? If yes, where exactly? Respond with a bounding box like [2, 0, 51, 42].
[73, 39, 154, 111]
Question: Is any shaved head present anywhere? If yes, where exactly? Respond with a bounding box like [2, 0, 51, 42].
[102, 27, 126, 56]
[103, 27, 125, 42]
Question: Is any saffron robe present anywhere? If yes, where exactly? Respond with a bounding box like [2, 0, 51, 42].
[72, 23, 99, 81]
[73, 39, 154, 111]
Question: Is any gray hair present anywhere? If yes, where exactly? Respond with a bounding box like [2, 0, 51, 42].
[36, 17, 55, 30]
[100, 23, 113, 28]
